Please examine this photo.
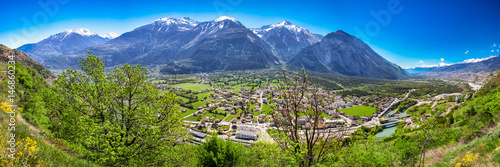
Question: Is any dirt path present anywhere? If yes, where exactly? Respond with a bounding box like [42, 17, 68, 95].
[16, 114, 52, 146]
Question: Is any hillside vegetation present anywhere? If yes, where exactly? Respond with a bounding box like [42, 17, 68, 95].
[1, 48, 498, 166]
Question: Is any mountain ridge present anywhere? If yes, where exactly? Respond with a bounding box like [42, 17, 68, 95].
[288, 30, 407, 79]
[17, 28, 117, 63]
[250, 21, 323, 61]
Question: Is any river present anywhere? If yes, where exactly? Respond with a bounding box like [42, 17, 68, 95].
[375, 126, 397, 138]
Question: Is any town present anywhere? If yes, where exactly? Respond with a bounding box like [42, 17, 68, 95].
[154, 73, 467, 145]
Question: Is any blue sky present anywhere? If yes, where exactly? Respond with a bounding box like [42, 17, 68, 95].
[1, 0, 499, 68]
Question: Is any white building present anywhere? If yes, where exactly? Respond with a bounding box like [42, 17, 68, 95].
[236, 131, 258, 140]
[236, 126, 258, 140]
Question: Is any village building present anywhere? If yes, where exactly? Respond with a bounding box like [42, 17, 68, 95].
[235, 126, 258, 140]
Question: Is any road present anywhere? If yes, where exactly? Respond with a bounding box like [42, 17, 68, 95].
[258, 91, 263, 104]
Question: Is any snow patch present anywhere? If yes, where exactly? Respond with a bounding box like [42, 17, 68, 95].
[214, 16, 238, 23]
[409, 55, 498, 69]
[460, 56, 496, 64]
[99, 32, 119, 39]
[153, 17, 198, 30]
[62, 28, 97, 36]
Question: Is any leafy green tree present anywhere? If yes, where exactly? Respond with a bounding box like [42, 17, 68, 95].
[198, 134, 243, 167]
[51, 52, 186, 166]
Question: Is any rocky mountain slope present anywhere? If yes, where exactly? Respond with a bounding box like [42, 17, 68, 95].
[251, 21, 322, 62]
[288, 30, 407, 79]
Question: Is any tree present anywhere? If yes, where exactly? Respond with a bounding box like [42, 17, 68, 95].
[272, 69, 344, 167]
[198, 134, 243, 167]
[51, 52, 186, 166]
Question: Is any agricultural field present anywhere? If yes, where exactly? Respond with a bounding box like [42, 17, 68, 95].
[196, 91, 214, 99]
[339, 105, 377, 117]
[170, 83, 212, 91]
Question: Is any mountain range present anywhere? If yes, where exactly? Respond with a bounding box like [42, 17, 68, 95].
[420, 55, 500, 81]
[16, 16, 413, 79]
[17, 28, 117, 63]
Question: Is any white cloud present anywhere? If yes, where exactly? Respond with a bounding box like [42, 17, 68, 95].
[497, 49, 499, 52]
[418, 60, 424, 64]
[440, 58, 444, 61]
[465, 50, 469, 54]
[492, 50, 495, 52]
[494, 43, 498, 47]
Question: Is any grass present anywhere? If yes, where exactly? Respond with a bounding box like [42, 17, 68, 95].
[434, 102, 449, 112]
[223, 114, 239, 121]
[196, 91, 213, 99]
[185, 116, 199, 121]
[180, 108, 197, 118]
[339, 105, 377, 117]
[321, 112, 333, 119]
[261, 104, 272, 112]
[203, 112, 226, 120]
[191, 101, 208, 109]
[0, 109, 98, 167]
[176, 96, 189, 103]
[170, 83, 211, 91]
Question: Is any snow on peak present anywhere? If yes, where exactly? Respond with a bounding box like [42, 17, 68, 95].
[153, 17, 198, 30]
[416, 62, 452, 68]
[411, 55, 498, 69]
[62, 28, 97, 36]
[460, 55, 497, 64]
[264, 21, 306, 34]
[214, 16, 238, 23]
[279, 20, 293, 26]
[155, 17, 197, 25]
[99, 32, 119, 39]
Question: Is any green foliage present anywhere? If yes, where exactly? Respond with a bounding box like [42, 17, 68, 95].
[198, 134, 243, 167]
[389, 99, 418, 112]
[239, 142, 295, 166]
[50, 52, 186, 166]
[329, 136, 413, 167]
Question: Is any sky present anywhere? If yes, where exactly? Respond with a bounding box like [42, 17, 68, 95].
[1, 0, 499, 68]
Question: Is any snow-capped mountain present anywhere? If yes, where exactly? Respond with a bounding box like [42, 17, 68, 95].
[250, 21, 323, 61]
[151, 17, 199, 31]
[17, 28, 117, 62]
[44, 16, 279, 73]
[214, 16, 239, 22]
[47, 17, 202, 68]
[163, 16, 279, 74]
[421, 55, 500, 79]
[404, 55, 500, 75]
